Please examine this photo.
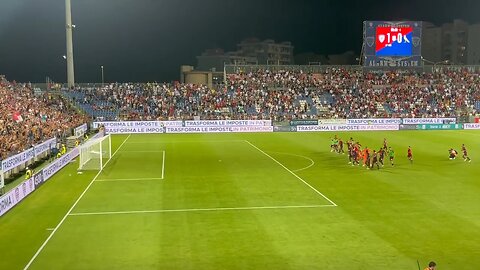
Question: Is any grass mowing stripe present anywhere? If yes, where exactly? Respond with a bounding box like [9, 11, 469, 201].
[244, 140, 338, 206]
[23, 134, 132, 270]
[68, 204, 336, 216]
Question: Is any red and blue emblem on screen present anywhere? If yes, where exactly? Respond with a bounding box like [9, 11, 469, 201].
[375, 26, 413, 56]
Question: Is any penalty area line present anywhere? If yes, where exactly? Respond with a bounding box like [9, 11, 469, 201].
[95, 177, 163, 182]
[23, 134, 132, 270]
[69, 204, 336, 216]
[126, 140, 246, 144]
[244, 140, 337, 207]
[118, 150, 165, 153]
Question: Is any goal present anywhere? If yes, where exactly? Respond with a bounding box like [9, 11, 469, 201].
[78, 134, 112, 171]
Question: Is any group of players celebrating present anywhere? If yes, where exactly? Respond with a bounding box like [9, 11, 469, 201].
[330, 135, 472, 168]
[448, 144, 472, 162]
[330, 136, 398, 170]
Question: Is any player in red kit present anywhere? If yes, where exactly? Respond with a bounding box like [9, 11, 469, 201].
[378, 147, 385, 167]
[362, 147, 369, 167]
[370, 150, 380, 170]
[462, 144, 472, 162]
[448, 148, 458, 160]
[407, 146, 413, 164]
[338, 138, 344, 154]
[353, 144, 361, 166]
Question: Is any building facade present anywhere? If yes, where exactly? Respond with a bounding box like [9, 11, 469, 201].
[180, 65, 223, 88]
[196, 38, 294, 71]
[196, 48, 258, 72]
[237, 38, 294, 65]
[422, 22, 443, 63]
[468, 24, 480, 65]
[422, 19, 480, 65]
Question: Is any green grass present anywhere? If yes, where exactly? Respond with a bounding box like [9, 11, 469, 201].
[1, 131, 480, 270]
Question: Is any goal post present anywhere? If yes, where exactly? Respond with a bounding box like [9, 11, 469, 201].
[78, 134, 112, 171]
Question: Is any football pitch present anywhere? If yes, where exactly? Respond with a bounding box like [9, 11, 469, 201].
[1, 131, 480, 270]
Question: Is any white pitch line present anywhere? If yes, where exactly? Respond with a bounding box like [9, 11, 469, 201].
[267, 151, 315, 172]
[118, 150, 165, 153]
[23, 134, 132, 270]
[126, 140, 246, 144]
[69, 204, 336, 216]
[95, 177, 163, 182]
[244, 140, 337, 207]
[161, 150, 165, 179]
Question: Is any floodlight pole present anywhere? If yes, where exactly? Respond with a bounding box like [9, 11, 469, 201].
[65, 0, 75, 88]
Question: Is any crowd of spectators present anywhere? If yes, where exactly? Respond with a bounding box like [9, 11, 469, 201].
[67, 67, 480, 121]
[0, 77, 89, 160]
[228, 68, 480, 119]
[3, 68, 479, 160]
[69, 82, 268, 121]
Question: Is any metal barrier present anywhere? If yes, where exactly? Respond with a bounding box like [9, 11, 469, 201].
[0, 123, 88, 190]
[0, 138, 57, 189]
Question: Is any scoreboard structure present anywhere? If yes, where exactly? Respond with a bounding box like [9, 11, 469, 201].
[363, 21, 422, 68]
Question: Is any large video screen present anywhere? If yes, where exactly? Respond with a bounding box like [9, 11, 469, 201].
[375, 26, 413, 56]
[363, 21, 422, 67]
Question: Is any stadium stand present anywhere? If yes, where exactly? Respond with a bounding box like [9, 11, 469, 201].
[4, 67, 479, 160]
[63, 67, 480, 121]
[0, 77, 90, 160]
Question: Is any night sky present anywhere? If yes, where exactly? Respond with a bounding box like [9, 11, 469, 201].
[0, 0, 479, 83]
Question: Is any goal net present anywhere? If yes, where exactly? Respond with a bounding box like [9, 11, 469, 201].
[78, 134, 112, 171]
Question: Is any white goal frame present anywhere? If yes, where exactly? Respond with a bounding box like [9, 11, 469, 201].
[78, 134, 112, 171]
